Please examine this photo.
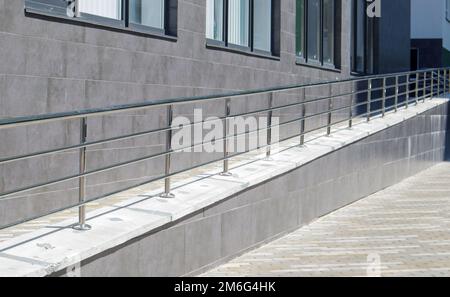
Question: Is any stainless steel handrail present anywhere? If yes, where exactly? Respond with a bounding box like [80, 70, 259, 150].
[0, 78, 432, 166]
[0, 68, 449, 230]
[0, 68, 445, 129]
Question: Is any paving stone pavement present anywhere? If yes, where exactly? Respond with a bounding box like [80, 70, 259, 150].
[202, 162, 450, 277]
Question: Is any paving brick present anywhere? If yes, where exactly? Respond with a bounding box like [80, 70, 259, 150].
[202, 163, 450, 277]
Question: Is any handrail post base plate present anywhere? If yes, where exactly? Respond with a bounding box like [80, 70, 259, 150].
[73, 224, 92, 231]
[160, 193, 175, 199]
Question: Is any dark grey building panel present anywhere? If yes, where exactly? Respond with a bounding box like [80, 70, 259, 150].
[0, 0, 352, 118]
[411, 38, 444, 69]
[376, 0, 411, 73]
[0, 0, 413, 227]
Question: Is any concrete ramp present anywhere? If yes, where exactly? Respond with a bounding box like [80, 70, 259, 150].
[0, 97, 449, 277]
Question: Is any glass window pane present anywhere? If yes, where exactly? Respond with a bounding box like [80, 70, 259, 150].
[79, 0, 122, 20]
[307, 0, 321, 62]
[355, 0, 365, 72]
[323, 0, 334, 64]
[206, 0, 224, 41]
[296, 0, 305, 57]
[228, 0, 249, 47]
[253, 0, 272, 52]
[25, 0, 68, 16]
[130, 0, 164, 29]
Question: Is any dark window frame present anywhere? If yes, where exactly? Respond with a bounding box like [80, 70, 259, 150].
[295, 0, 337, 69]
[206, 0, 277, 57]
[24, 0, 177, 39]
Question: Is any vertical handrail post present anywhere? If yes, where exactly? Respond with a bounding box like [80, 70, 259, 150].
[74, 117, 91, 231]
[447, 69, 449, 95]
[445, 69, 448, 94]
[394, 75, 399, 112]
[161, 105, 175, 198]
[266, 92, 274, 158]
[415, 72, 419, 105]
[444, 69, 447, 95]
[349, 82, 354, 128]
[443, 69, 446, 94]
[367, 79, 372, 122]
[405, 74, 410, 109]
[438, 70, 441, 97]
[327, 84, 332, 136]
[448, 69, 450, 94]
[442, 69, 447, 95]
[300, 88, 306, 145]
[423, 72, 427, 103]
[442, 69, 444, 94]
[445, 69, 450, 93]
[382, 77, 386, 117]
[221, 98, 232, 176]
[430, 71, 434, 99]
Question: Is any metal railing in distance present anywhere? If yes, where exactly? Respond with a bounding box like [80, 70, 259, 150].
[0, 68, 449, 231]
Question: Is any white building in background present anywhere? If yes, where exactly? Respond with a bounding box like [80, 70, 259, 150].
[410, 0, 450, 69]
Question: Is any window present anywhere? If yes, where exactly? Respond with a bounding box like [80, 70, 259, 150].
[130, 0, 165, 30]
[228, 0, 250, 47]
[351, 0, 374, 74]
[307, 0, 321, 62]
[78, 0, 122, 20]
[447, 0, 450, 22]
[253, 0, 272, 52]
[354, 0, 365, 72]
[296, 0, 337, 67]
[322, 0, 334, 65]
[206, 0, 224, 41]
[25, 0, 177, 37]
[296, 0, 305, 57]
[206, 0, 276, 55]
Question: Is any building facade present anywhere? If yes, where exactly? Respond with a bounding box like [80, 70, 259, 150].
[0, 0, 411, 227]
[411, 0, 450, 69]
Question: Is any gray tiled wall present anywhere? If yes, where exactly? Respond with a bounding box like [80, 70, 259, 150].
[0, 0, 413, 228]
[0, 0, 354, 227]
[0, 0, 352, 117]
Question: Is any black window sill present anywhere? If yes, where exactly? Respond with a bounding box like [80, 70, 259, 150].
[206, 41, 280, 61]
[24, 8, 178, 42]
[296, 57, 341, 73]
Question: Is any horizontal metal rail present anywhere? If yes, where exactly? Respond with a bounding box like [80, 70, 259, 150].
[0, 68, 449, 230]
[0, 101, 372, 200]
[0, 77, 432, 166]
[0, 68, 445, 129]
